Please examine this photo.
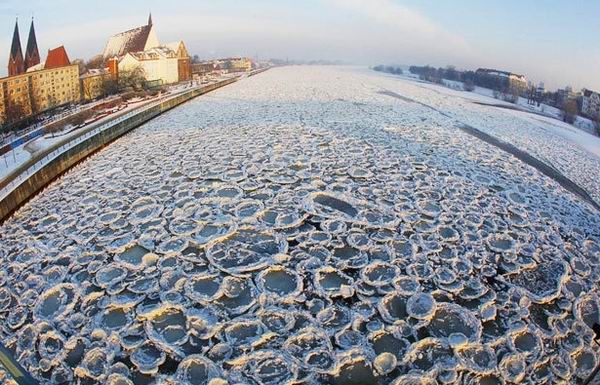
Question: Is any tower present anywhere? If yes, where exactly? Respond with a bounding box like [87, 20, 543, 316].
[148, 12, 153, 26]
[24, 17, 41, 70]
[8, 18, 25, 76]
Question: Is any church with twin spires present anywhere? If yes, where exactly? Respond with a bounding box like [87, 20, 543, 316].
[8, 18, 40, 76]
[1, 18, 79, 124]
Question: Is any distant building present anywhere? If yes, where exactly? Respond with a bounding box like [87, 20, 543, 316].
[581, 89, 600, 119]
[192, 61, 221, 76]
[103, 14, 159, 59]
[1, 18, 80, 124]
[475, 68, 528, 94]
[104, 15, 191, 85]
[80, 69, 112, 101]
[555, 86, 577, 107]
[221, 57, 253, 73]
[165, 41, 192, 82]
[118, 41, 192, 85]
[1, 63, 80, 123]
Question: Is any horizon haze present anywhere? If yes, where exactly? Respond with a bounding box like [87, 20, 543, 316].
[0, 0, 599, 90]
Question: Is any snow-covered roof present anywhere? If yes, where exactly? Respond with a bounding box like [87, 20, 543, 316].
[26, 62, 44, 72]
[122, 47, 178, 63]
[80, 68, 110, 79]
[103, 23, 159, 59]
[163, 41, 190, 58]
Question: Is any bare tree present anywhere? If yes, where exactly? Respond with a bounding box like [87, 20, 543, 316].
[101, 78, 119, 97]
[47, 94, 59, 111]
[72, 59, 87, 75]
[118, 65, 147, 91]
[4, 100, 27, 124]
[81, 79, 95, 101]
[86, 55, 105, 70]
[463, 79, 475, 92]
[562, 99, 578, 124]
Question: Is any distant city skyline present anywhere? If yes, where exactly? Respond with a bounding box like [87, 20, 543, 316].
[1, 0, 599, 90]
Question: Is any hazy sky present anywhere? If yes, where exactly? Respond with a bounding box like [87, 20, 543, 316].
[1, 0, 599, 90]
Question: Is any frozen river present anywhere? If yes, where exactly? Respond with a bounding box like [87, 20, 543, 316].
[1, 66, 600, 385]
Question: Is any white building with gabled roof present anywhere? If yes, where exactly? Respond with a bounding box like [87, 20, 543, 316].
[118, 41, 191, 85]
[103, 14, 159, 59]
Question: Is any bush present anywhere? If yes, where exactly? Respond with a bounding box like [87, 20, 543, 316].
[464, 79, 475, 92]
[121, 91, 137, 101]
[562, 100, 578, 124]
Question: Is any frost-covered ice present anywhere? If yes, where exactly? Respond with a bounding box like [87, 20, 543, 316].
[1, 66, 600, 385]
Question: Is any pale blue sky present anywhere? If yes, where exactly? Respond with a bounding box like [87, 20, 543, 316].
[1, 0, 599, 90]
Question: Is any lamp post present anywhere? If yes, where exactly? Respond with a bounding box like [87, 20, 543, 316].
[0, 342, 39, 385]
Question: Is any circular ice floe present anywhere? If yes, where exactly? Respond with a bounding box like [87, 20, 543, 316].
[510, 328, 542, 356]
[232, 350, 298, 385]
[360, 261, 400, 287]
[499, 353, 527, 383]
[574, 294, 600, 329]
[392, 374, 438, 385]
[34, 283, 79, 321]
[486, 233, 517, 253]
[95, 263, 128, 288]
[406, 292, 437, 320]
[76, 347, 111, 381]
[427, 303, 482, 343]
[175, 355, 221, 385]
[223, 318, 264, 347]
[456, 344, 497, 374]
[503, 260, 568, 303]
[402, 338, 457, 372]
[193, 222, 237, 245]
[257, 266, 303, 296]
[130, 341, 166, 374]
[331, 350, 377, 385]
[38, 330, 65, 360]
[98, 306, 132, 331]
[144, 305, 189, 349]
[185, 274, 222, 303]
[214, 276, 258, 315]
[573, 348, 597, 379]
[374, 352, 397, 375]
[206, 228, 286, 274]
[314, 266, 355, 298]
[284, 327, 333, 366]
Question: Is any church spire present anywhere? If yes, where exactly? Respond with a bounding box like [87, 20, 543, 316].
[8, 18, 25, 76]
[148, 12, 153, 26]
[25, 17, 41, 70]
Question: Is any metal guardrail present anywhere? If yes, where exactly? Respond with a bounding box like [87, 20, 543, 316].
[0, 76, 245, 203]
[0, 92, 174, 201]
[0, 342, 39, 385]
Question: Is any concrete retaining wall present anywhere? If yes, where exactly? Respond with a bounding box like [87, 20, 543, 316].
[0, 77, 241, 222]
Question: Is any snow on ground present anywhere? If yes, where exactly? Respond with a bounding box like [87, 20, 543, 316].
[1, 66, 600, 385]
[0, 147, 31, 178]
[361, 67, 600, 204]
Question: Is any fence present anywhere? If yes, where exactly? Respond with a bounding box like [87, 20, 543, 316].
[0, 75, 244, 221]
